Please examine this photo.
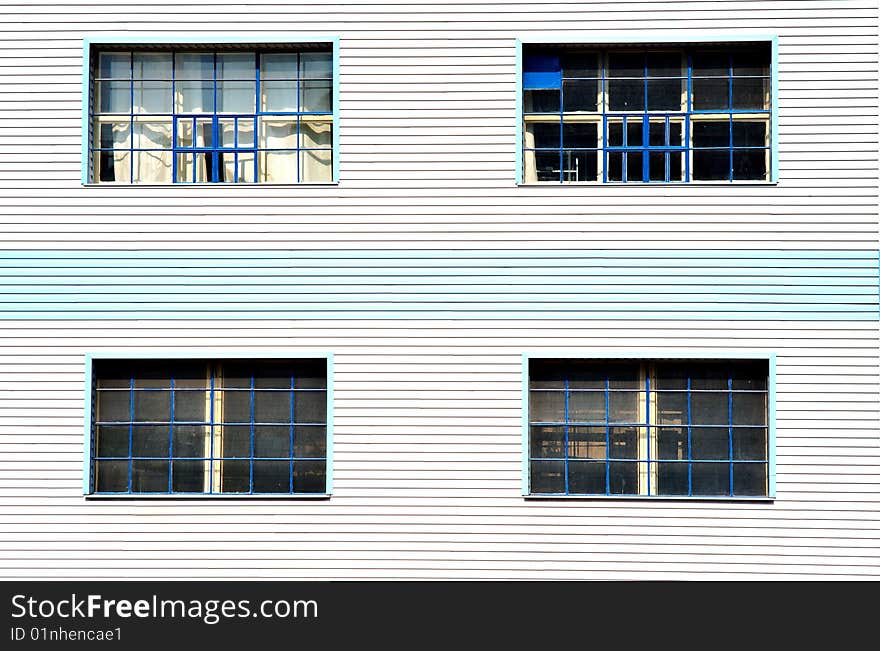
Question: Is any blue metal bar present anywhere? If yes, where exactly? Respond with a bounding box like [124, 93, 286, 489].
[128, 52, 134, 182]
[563, 376, 569, 494]
[686, 373, 692, 496]
[604, 374, 610, 495]
[646, 371, 651, 495]
[249, 371, 255, 493]
[290, 375, 296, 493]
[728, 369, 734, 496]
[168, 375, 175, 492]
[728, 54, 734, 181]
[128, 374, 134, 493]
[209, 368, 215, 494]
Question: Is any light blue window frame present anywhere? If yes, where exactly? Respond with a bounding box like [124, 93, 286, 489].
[83, 351, 334, 498]
[516, 34, 779, 184]
[521, 352, 776, 500]
[82, 35, 340, 185]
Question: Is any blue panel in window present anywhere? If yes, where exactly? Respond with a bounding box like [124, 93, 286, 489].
[523, 55, 562, 89]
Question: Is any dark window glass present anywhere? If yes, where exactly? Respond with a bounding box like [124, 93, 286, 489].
[562, 150, 598, 182]
[96, 425, 130, 458]
[568, 426, 606, 459]
[530, 460, 566, 493]
[530, 122, 560, 149]
[657, 462, 689, 495]
[534, 151, 560, 181]
[293, 460, 327, 493]
[253, 460, 290, 493]
[733, 121, 766, 147]
[693, 77, 729, 110]
[692, 462, 729, 496]
[733, 463, 767, 496]
[131, 460, 169, 492]
[647, 79, 681, 110]
[626, 151, 643, 182]
[691, 427, 730, 460]
[562, 122, 597, 149]
[294, 425, 327, 458]
[524, 89, 560, 113]
[732, 149, 766, 180]
[693, 150, 730, 181]
[568, 391, 604, 423]
[608, 79, 644, 111]
[530, 425, 565, 458]
[568, 461, 606, 494]
[563, 80, 598, 111]
[609, 462, 638, 494]
[608, 52, 644, 77]
[562, 52, 599, 78]
[96, 459, 129, 492]
[732, 77, 767, 109]
[733, 428, 767, 461]
[693, 121, 730, 149]
[96, 392, 130, 423]
[172, 460, 205, 492]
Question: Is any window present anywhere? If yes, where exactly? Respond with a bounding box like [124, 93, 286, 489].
[89, 359, 329, 495]
[88, 45, 334, 183]
[521, 43, 772, 183]
[528, 359, 770, 497]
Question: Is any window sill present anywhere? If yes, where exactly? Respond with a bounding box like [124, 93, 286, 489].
[524, 494, 775, 503]
[85, 493, 331, 500]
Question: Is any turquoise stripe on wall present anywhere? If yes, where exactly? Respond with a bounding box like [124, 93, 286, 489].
[0, 249, 876, 320]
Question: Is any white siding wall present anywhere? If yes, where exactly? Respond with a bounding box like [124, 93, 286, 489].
[0, 1, 878, 579]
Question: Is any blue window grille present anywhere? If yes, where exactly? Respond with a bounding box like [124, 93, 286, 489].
[90, 359, 328, 494]
[528, 360, 769, 496]
[522, 44, 772, 183]
[89, 47, 333, 184]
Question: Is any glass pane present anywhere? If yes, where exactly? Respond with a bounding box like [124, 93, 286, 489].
[302, 120, 332, 148]
[96, 120, 131, 150]
[649, 121, 666, 146]
[218, 81, 256, 113]
[524, 89, 559, 113]
[300, 52, 332, 78]
[733, 427, 767, 461]
[133, 391, 170, 422]
[172, 460, 205, 492]
[656, 462, 688, 495]
[176, 81, 214, 113]
[530, 425, 564, 458]
[253, 460, 290, 493]
[175, 153, 193, 183]
[647, 79, 682, 110]
[656, 427, 687, 460]
[97, 80, 130, 113]
[563, 80, 598, 111]
[133, 118, 171, 149]
[526, 122, 560, 149]
[529, 461, 564, 494]
[261, 80, 298, 112]
[99, 52, 130, 79]
[562, 52, 598, 78]
[568, 426, 605, 459]
[295, 391, 326, 423]
[732, 50, 769, 77]
[691, 392, 729, 425]
[133, 81, 172, 113]
[649, 151, 667, 181]
[533, 151, 560, 181]
[609, 461, 638, 494]
[220, 152, 235, 183]
[254, 391, 290, 423]
[95, 459, 129, 492]
[732, 392, 766, 425]
[626, 151, 643, 182]
[608, 52, 644, 78]
[238, 118, 255, 148]
[131, 425, 169, 457]
[656, 391, 687, 425]
[96, 391, 130, 423]
[220, 425, 251, 458]
[176, 119, 193, 148]
[654, 362, 687, 389]
[568, 391, 604, 423]
[732, 121, 766, 147]
[529, 361, 565, 389]
[175, 53, 213, 80]
[731, 361, 767, 390]
[300, 149, 332, 182]
[133, 53, 172, 79]
[172, 424, 207, 457]
[219, 118, 236, 147]
[221, 390, 250, 424]
[692, 51, 729, 77]
[294, 425, 327, 458]
[131, 460, 169, 492]
[693, 149, 730, 181]
[733, 463, 766, 496]
[220, 459, 250, 493]
[95, 425, 130, 457]
[691, 462, 729, 496]
[261, 53, 297, 79]
[691, 426, 729, 460]
[733, 149, 767, 180]
[530, 391, 564, 422]
[690, 364, 729, 390]
[563, 150, 598, 182]
[669, 152, 682, 181]
[625, 121, 643, 147]
[95, 150, 129, 182]
[173, 391, 207, 422]
[195, 152, 211, 182]
[260, 117, 296, 149]
[217, 53, 254, 79]
[236, 152, 255, 183]
[607, 151, 622, 181]
[647, 52, 681, 77]
[293, 459, 326, 493]
[562, 122, 597, 149]
[609, 391, 639, 423]
[260, 150, 297, 183]
[301, 80, 331, 112]
[732, 77, 768, 109]
[568, 460, 606, 494]
[608, 79, 644, 111]
[692, 77, 729, 110]
[610, 427, 638, 459]
[254, 425, 290, 458]
[133, 150, 172, 183]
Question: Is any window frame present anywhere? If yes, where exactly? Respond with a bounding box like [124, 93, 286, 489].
[516, 34, 779, 185]
[521, 352, 776, 500]
[82, 351, 334, 498]
[81, 35, 340, 186]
